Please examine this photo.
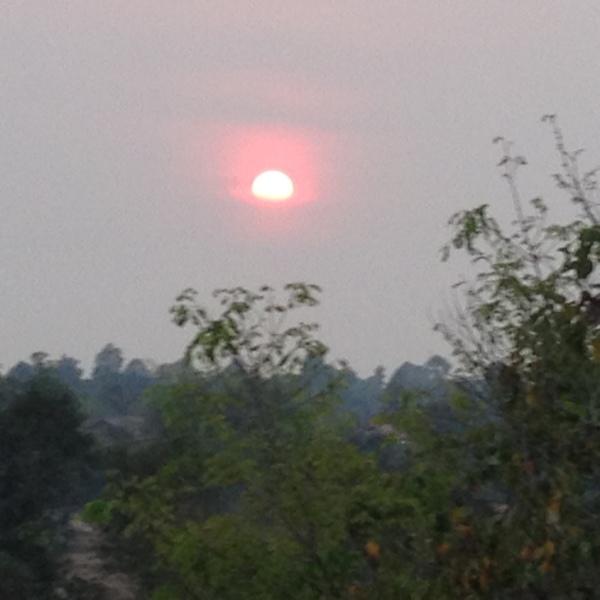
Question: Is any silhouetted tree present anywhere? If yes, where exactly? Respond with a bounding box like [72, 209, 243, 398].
[0, 373, 95, 599]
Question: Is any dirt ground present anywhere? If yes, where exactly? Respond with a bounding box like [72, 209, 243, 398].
[63, 517, 139, 600]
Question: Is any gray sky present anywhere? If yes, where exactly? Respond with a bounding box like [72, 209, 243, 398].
[2, 1, 600, 376]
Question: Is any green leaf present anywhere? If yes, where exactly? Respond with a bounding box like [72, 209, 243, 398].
[449, 391, 473, 413]
[81, 499, 113, 524]
[563, 400, 586, 419]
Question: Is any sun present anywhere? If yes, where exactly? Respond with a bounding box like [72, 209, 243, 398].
[251, 170, 294, 202]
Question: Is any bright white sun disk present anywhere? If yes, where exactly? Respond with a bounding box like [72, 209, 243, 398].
[251, 170, 294, 201]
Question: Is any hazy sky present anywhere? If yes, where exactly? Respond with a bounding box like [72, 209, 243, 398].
[2, 1, 600, 376]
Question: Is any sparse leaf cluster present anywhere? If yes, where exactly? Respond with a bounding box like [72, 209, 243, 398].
[171, 283, 327, 378]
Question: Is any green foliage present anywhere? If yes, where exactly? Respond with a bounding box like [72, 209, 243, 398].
[81, 499, 113, 524]
[0, 373, 96, 599]
[171, 283, 328, 377]
[95, 285, 461, 598]
[436, 116, 600, 597]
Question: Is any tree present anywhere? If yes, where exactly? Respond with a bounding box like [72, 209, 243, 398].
[53, 355, 84, 391]
[92, 343, 124, 377]
[89, 284, 459, 599]
[436, 116, 600, 597]
[7, 360, 35, 383]
[121, 359, 154, 403]
[90, 344, 129, 416]
[0, 373, 96, 599]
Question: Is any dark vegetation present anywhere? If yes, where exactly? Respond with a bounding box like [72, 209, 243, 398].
[0, 374, 96, 598]
[2, 117, 600, 598]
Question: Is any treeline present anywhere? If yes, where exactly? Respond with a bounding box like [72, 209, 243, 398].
[5, 345, 156, 419]
[3, 343, 459, 433]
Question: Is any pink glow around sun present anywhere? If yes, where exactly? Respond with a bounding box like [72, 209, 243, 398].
[171, 120, 360, 239]
[214, 123, 322, 207]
